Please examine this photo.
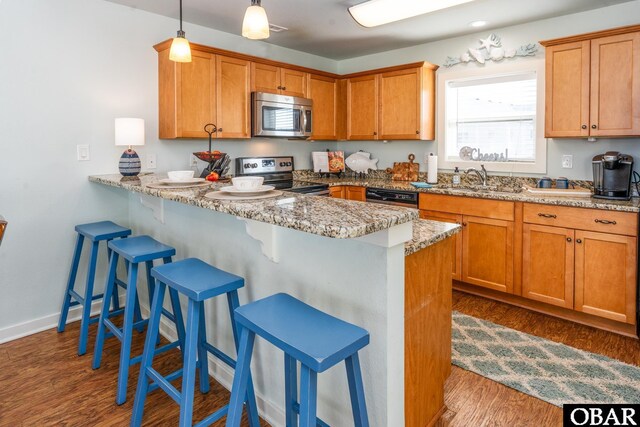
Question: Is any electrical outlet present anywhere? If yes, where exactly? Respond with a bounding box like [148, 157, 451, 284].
[562, 155, 573, 169]
[77, 144, 90, 161]
[190, 154, 198, 167]
[147, 153, 157, 169]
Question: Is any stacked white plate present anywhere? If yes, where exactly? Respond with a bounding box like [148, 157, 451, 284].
[219, 185, 275, 196]
[158, 178, 206, 185]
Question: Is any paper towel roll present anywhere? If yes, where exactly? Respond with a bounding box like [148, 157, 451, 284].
[427, 154, 438, 183]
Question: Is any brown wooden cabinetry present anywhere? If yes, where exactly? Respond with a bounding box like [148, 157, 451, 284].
[251, 63, 307, 97]
[522, 224, 574, 308]
[329, 186, 365, 201]
[156, 47, 249, 139]
[575, 231, 637, 324]
[346, 63, 437, 141]
[419, 210, 462, 281]
[542, 25, 640, 138]
[308, 74, 343, 140]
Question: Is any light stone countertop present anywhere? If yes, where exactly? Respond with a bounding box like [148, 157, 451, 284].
[301, 176, 640, 213]
[405, 220, 462, 257]
[89, 174, 419, 239]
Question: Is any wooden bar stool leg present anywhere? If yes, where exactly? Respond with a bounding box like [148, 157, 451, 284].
[78, 240, 100, 356]
[197, 301, 211, 394]
[227, 291, 260, 427]
[345, 353, 369, 427]
[92, 251, 119, 369]
[131, 281, 167, 427]
[299, 364, 318, 427]
[107, 246, 121, 311]
[116, 262, 139, 405]
[179, 299, 200, 427]
[58, 234, 84, 333]
[226, 326, 256, 427]
[284, 354, 298, 427]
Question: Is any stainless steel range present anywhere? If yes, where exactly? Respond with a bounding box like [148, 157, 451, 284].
[235, 156, 329, 196]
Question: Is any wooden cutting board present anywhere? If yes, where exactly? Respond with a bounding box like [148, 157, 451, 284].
[387, 154, 420, 181]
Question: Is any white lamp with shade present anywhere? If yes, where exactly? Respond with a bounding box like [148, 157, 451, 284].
[115, 118, 145, 177]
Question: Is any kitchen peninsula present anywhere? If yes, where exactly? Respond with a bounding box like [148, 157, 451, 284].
[89, 173, 460, 427]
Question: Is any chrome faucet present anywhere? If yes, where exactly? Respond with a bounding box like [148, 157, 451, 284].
[465, 165, 489, 186]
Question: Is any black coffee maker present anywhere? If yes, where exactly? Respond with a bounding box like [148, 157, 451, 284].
[592, 152, 634, 200]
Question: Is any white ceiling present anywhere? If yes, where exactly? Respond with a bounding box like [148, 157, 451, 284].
[105, 0, 634, 60]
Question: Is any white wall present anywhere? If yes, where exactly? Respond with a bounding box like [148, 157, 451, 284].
[0, 0, 336, 334]
[336, 1, 640, 180]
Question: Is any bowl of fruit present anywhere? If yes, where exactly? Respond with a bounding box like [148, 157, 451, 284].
[193, 150, 226, 162]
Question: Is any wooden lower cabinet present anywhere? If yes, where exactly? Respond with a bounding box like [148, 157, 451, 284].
[462, 216, 514, 293]
[522, 224, 574, 308]
[330, 186, 365, 201]
[575, 231, 637, 324]
[420, 210, 462, 281]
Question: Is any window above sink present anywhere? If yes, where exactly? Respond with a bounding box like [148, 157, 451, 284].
[437, 59, 547, 174]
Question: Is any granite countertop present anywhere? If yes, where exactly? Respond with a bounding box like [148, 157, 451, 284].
[300, 176, 640, 213]
[89, 174, 419, 239]
[405, 220, 462, 257]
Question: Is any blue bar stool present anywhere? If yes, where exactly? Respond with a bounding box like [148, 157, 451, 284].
[92, 235, 186, 405]
[226, 293, 370, 427]
[131, 258, 260, 427]
[58, 221, 132, 356]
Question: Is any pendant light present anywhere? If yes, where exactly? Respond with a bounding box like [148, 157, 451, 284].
[242, 0, 270, 40]
[170, 0, 192, 62]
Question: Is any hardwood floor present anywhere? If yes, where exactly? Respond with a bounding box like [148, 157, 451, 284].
[1, 291, 637, 426]
[441, 290, 640, 427]
[0, 319, 265, 427]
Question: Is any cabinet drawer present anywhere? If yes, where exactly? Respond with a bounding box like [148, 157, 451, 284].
[523, 203, 638, 236]
[419, 194, 514, 221]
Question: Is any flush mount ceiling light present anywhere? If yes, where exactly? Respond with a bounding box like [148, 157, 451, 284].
[242, 0, 270, 40]
[169, 0, 192, 62]
[469, 20, 488, 28]
[349, 0, 476, 28]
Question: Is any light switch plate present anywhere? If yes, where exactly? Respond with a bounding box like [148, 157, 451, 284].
[562, 155, 573, 169]
[147, 153, 157, 169]
[77, 144, 90, 161]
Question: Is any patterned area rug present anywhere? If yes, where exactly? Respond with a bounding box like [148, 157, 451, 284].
[452, 312, 640, 407]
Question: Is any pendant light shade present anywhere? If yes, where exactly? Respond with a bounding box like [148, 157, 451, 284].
[242, 0, 270, 40]
[170, 0, 192, 62]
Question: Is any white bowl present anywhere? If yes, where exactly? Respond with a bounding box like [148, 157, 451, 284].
[232, 176, 264, 190]
[167, 170, 195, 181]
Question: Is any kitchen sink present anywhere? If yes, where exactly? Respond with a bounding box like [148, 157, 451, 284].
[434, 184, 523, 194]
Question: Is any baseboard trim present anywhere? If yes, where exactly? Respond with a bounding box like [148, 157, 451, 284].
[0, 299, 106, 345]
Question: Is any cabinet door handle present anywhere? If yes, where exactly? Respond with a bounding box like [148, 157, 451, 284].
[373, 132, 377, 136]
[566, 237, 572, 242]
[581, 125, 587, 129]
[282, 87, 286, 90]
[218, 128, 223, 132]
[576, 239, 582, 244]
[595, 219, 616, 225]
[591, 124, 597, 129]
[416, 130, 420, 134]
[538, 213, 557, 219]
[277, 86, 282, 90]
[462, 222, 468, 226]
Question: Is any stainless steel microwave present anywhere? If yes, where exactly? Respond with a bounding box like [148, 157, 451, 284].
[252, 92, 312, 138]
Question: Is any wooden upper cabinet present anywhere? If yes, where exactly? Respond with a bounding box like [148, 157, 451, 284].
[308, 74, 341, 140]
[156, 47, 250, 139]
[280, 68, 307, 97]
[346, 62, 437, 141]
[347, 74, 379, 140]
[462, 216, 514, 294]
[216, 55, 251, 139]
[590, 32, 640, 137]
[575, 231, 637, 324]
[522, 224, 574, 308]
[379, 67, 436, 140]
[541, 25, 640, 138]
[544, 42, 590, 138]
[158, 49, 216, 139]
[251, 63, 308, 97]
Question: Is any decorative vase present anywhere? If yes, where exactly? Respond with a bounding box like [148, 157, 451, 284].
[119, 149, 141, 176]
